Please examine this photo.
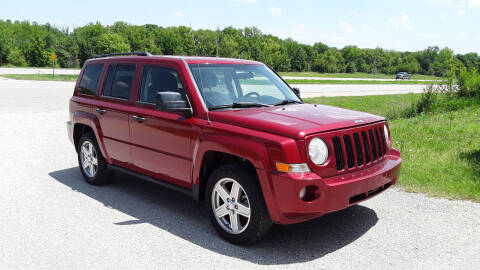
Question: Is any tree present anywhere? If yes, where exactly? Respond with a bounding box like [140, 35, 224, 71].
[96, 33, 130, 55]
[284, 39, 307, 71]
[0, 19, 477, 76]
[24, 30, 49, 66]
[7, 47, 27, 66]
[73, 23, 108, 66]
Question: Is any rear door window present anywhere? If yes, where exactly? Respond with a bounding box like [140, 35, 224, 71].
[102, 64, 136, 100]
[78, 64, 103, 95]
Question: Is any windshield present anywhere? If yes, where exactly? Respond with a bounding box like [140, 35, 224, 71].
[189, 64, 301, 110]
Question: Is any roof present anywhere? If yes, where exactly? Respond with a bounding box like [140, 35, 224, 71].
[87, 55, 263, 65]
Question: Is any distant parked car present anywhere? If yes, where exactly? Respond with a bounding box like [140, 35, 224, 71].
[396, 72, 412, 80]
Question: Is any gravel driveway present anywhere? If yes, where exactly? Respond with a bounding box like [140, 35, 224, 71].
[0, 78, 478, 269]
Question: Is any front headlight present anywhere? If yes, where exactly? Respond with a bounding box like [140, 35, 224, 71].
[308, 138, 329, 165]
[384, 124, 390, 146]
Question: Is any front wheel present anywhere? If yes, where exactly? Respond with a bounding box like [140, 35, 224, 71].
[206, 164, 272, 245]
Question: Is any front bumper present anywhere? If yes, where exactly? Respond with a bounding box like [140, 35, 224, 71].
[265, 149, 401, 224]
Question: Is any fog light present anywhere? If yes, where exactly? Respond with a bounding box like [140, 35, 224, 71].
[300, 185, 320, 202]
[299, 187, 306, 199]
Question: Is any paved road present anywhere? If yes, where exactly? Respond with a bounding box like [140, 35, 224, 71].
[0, 68, 434, 82]
[1, 78, 479, 269]
[0, 67, 80, 75]
[0, 74, 426, 99]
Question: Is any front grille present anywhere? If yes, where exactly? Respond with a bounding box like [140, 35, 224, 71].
[332, 126, 387, 171]
[332, 137, 344, 170]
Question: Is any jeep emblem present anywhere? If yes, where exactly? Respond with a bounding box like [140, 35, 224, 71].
[354, 119, 364, 124]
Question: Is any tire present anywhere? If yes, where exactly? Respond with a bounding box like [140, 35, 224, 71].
[77, 132, 111, 185]
[205, 163, 272, 245]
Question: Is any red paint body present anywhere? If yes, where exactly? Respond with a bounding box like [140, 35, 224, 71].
[67, 56, 401, 225]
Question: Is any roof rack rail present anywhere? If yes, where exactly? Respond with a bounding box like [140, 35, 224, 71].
[92, 51, 152, 59]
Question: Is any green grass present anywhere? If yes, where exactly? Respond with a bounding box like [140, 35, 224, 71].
[305, 94, 480, 201]
[390, 107, 480, 201]
[279, 72, 443, 80]
[304, 93, 422, 119]
[1, 74, 78, 81]
[285, 79, 433, 85]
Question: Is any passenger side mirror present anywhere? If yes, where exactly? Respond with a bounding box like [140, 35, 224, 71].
[156, 92, 193, 118]
[292, 87, 301, 97]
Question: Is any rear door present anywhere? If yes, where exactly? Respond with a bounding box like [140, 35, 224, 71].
[129, 63, 193, 187]
[96, 63, 138, 169]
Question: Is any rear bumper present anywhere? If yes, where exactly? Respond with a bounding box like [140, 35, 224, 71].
[264, 149, 401, 224]
[66, 121, 74, 145]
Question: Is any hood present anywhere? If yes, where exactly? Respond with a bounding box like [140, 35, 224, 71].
[208, 103, 385, 139]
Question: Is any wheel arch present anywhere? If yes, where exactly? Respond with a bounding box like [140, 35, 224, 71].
[72, 111, 111, 163]
[195, 150, 258, 202]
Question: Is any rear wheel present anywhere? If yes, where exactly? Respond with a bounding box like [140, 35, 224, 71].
[77, 132, 111, 185]
[206, 163, 272, 245]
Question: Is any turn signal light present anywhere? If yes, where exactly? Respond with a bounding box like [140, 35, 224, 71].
[275, 163, 311, 173]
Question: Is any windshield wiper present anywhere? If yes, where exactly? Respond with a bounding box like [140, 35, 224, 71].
[209, 102, 272, 111]
[273, 99, 302, 106]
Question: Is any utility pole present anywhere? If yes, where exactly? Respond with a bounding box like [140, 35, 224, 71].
[216, 25, 219, 57]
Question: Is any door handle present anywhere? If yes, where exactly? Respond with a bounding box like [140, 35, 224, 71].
[95, 107, 107, 114]
[132, 115, 147, 123]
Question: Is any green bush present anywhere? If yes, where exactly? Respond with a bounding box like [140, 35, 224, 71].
[457, 68, 480, 97]
[397, 82, 480, 119]
[7, 48, 27, 67]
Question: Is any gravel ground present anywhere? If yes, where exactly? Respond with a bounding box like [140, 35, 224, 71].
[0, 78, 479, 269]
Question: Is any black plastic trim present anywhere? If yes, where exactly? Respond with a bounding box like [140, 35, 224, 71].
[108, 165, 192, 197]
[93, 51, 152, 59]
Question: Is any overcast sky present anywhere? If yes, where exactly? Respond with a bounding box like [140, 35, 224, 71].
[1, 0, 479, 54]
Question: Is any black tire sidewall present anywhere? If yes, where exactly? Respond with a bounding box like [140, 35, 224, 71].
[205, 163, 272, 245]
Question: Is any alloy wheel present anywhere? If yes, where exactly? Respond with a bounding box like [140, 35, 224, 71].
[211, 178, 251, 234]
[80, 140, 98, 177]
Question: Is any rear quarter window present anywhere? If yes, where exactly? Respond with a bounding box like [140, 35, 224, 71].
[78, 64, 104, 95]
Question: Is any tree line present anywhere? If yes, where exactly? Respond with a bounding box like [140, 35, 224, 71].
[1, 20, 479, 76]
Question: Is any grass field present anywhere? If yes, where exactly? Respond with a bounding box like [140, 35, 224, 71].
[304, 94, 421, 119]
[280, 72, 443, 81]
[2, 74, 78, 81]
[285, 79, 433, 85]
[304, 94, 480, 201]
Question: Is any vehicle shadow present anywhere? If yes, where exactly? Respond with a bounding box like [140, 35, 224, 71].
[49, 167, 379, 265]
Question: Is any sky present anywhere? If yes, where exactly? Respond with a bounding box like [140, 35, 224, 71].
[1, 0, 479, 54]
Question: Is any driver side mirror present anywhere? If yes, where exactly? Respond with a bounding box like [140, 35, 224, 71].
[292, 87, 301, 98]
[156, 91, 193, 118]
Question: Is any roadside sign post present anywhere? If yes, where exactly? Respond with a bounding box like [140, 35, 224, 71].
[51, 53, 56, 79]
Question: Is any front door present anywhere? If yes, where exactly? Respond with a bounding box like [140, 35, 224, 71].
[129, 64, 193, 187]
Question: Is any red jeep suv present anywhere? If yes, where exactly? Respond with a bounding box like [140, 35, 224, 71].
[67, 52, 401, 245]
